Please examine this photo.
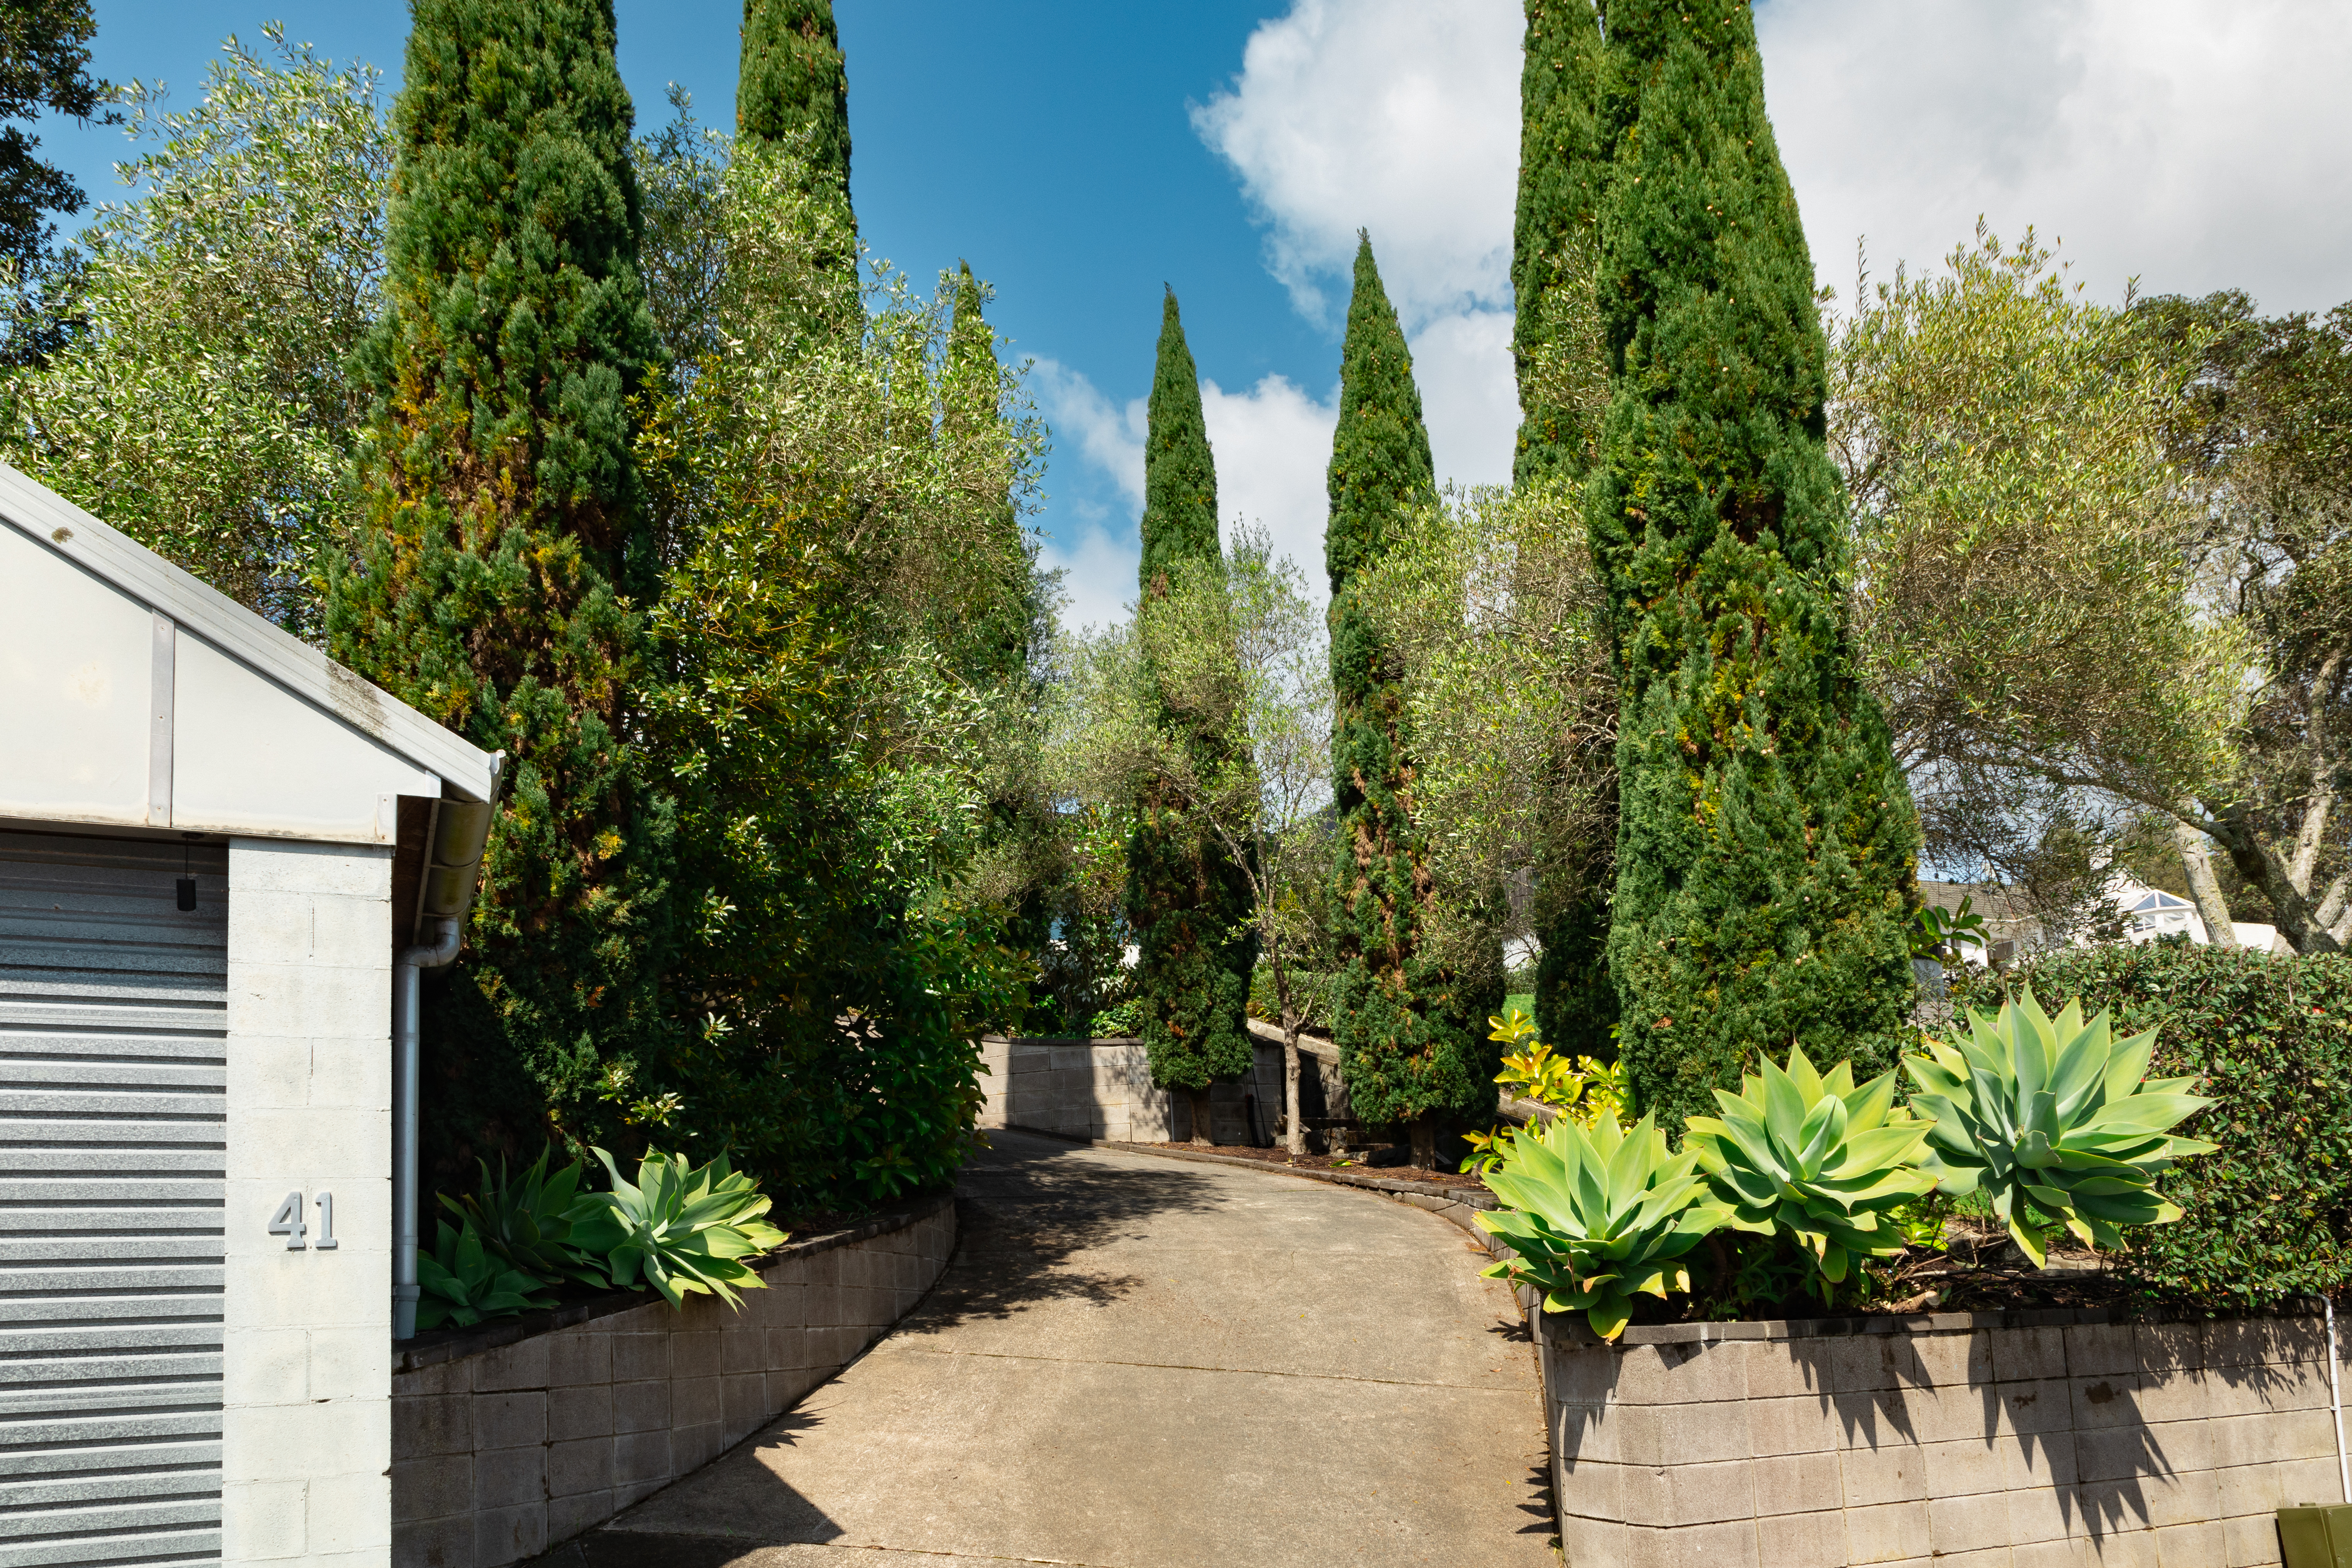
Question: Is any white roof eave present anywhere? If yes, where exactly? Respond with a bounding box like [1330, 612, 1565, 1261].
[0, 460, 500, 804]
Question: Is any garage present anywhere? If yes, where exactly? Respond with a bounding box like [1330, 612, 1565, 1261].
[0, 462, 500, 1568]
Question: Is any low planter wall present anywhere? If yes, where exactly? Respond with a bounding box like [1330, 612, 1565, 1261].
[977, 1034, 1348, 1145]
[390, 1193, 956, 1568]
[1539, 1302, 2343, 1567]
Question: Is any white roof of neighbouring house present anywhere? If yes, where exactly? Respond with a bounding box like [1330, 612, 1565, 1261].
[0, 461, 498, 846]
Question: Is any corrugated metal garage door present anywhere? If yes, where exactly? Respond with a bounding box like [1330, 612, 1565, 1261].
[0, 830, 228, 1568]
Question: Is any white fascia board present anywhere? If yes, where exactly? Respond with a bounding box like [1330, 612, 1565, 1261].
[0, 460, 499, 803]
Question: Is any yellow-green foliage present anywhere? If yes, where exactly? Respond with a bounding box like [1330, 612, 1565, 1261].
[1475, 1112, 1732, 1341]
[1906, 990, 2215, 1266]
[1683, 1045, 1937, 1292]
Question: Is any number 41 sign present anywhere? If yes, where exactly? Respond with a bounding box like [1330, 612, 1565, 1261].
[267, 1191, 339, 1250]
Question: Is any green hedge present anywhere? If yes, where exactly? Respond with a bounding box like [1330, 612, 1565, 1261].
[1994, 943, 2352, 1310]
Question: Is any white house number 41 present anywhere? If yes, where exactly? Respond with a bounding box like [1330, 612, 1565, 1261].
[267, 1191, 338, 1250]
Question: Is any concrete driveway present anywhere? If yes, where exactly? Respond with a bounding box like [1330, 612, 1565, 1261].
[547, 1130, 1557, 1568]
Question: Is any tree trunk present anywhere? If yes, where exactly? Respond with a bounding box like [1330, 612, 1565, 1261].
[1187, 1088, 1214, 1148]
[1409, 1116, 1437, 1170]
[1282, 1031, 1304, 1155]
[2172, 818, 2238, 950]
[2203, 800, 2344, 955]
[1270, 947, 1307, 1156]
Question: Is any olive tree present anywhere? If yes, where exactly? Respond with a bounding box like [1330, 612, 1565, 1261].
[1053, 523, 1332, 1152]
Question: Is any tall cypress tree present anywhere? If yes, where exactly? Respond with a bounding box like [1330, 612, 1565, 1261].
[329, 0, 672, 1172]
[1512, 0, 1607, 486]
[1588, 0, 1919, 1132]
[736, 0, 856, 302]
[1513, 0, 1618, 1058]
[1327, 235, 1501, 1168]
[1128, 288, 1255, 1144]
[944, 260, 1035, 687]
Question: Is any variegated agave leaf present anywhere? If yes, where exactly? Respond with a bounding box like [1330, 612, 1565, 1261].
[1683, 1045, 1938, 1293]
[1904, 990, 2214, 1266]
[568, 1148, 792, 1311]
[1476, 1111, 1732, 1341]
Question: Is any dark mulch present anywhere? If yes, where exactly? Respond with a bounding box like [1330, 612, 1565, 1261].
[1135, 1141, 1495, 1194]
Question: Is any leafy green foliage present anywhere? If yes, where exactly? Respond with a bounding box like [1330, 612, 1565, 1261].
[1326, 236, 1500, 1150]
[1835, 231, 2246, 923]
[1586, 0, 1919, 1132]
[1510, 0, 1606, 485]
[438, 1147, 606, 1288]
[329, 0, 678, 1193]
[0, 28, 384, 634]
[1990, 945, 2348, 1306]
[0, 0, 115, 284]
[1475, 1111, 1732, 1340]
[1684, 1046, 1936, 1296]
[1907, 990, 2214, 1266]
[569, 1147, 791, 1310]
[1127, 290, 1255, 1113]
[415, 1218, 560, 1331]
[1460, 1006, 1624, 1177]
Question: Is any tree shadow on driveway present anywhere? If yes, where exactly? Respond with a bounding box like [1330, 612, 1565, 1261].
[903, 1129, 1234, 1328]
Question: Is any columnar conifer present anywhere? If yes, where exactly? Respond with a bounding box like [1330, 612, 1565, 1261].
[1326, 235, 1500, 1167]
[329, 0, 672, 1155]
[1128, 289, 1255, 1143]
[736, 0, 855, 299]
[1513, 0, 1618, 1058]
[1587, 0, 1918, 1131]
[944, 260, 1034, 687]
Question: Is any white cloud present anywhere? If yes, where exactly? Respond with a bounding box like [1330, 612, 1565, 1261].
[1040, 526, 1140, 636]
[1191, 0, 1522, 331]
[1408, 309, 1518, 493]
[1757, 0, 2352, 313]
[1032, 358, 1144, 511]
[1201, 373, 1338, 599]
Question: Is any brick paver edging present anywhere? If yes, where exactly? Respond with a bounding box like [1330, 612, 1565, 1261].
[393, 1189, 955, 1371]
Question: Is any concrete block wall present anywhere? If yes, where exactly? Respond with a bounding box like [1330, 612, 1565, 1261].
[1540, 1307, 2343, 1567]
[391, 1197, 955, 1568]
[223, 838, 395, 1568]
[977, 1036, 1348, 1145]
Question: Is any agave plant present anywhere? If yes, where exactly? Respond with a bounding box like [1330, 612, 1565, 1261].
[1473, 1111, 1732, 1341]
[1683, 1045, 1939, 1296]
[441, 1146, 607, 1288]
[1905, 990, 2215, 1266]
[415, 1218, 561, 1331]
[566, 1148, 791, 1310]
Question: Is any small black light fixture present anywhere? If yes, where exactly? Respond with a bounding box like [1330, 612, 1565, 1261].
[176, 837, 198, 913]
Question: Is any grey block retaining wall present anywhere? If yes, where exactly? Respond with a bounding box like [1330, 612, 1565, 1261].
[389, 1194, 955, 1568]
[977, 1035, 1349, 1145]
[1540, 1305, 2344, 1568]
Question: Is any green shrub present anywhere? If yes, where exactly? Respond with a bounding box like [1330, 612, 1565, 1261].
[1907, 990, 2213, 1266]
[415, 1220, 560, 1331]
[1475, 1111, 1732, 1340]
[2001, 945, 2352, 1308]
[1684, 1045, 1937, 1297]
[438, 1147, 607, 1288]
[568, 1147, 791, 1311]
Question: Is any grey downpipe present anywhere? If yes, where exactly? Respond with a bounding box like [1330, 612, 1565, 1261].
[392, 917, 462, 1341]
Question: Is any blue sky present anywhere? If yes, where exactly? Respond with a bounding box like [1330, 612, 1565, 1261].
[34, 1, 2352, 631]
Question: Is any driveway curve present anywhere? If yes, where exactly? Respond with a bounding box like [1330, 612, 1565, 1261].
[555, 1129, 1556, 1568]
